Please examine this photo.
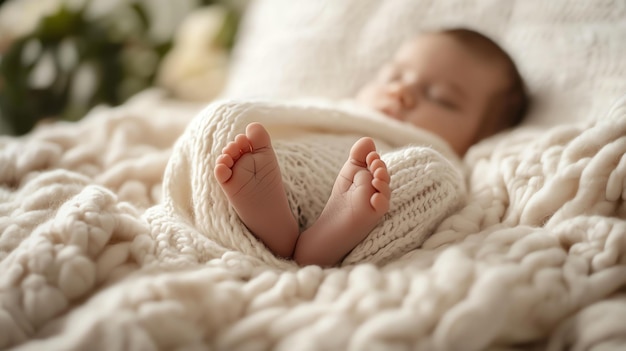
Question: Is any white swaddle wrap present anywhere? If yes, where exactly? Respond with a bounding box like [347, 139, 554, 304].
[162, 99, 467, 266]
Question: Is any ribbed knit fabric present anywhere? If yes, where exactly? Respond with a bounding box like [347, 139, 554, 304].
[1, 0, 626, 349]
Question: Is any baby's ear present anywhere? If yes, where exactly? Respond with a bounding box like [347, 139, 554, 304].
[484, 85, 526, 138]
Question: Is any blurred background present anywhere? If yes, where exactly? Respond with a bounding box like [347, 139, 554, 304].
[0, 0, 244, 135]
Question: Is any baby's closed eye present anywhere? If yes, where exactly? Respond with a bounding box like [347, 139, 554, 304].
[425, 85, 458, 109]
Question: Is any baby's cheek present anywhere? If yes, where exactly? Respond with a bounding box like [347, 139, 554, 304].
[355, 84, 378, 103]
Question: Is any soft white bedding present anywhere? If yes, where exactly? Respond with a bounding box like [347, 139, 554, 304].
[1, 0, 626, 349]
[1, 93, 625, 350]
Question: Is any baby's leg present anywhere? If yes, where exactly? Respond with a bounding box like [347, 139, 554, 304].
[214, 123, 298, 258]
[293, 137, 391, 266]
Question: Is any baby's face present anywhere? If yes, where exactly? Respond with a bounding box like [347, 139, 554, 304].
[356, 33, 508, 156]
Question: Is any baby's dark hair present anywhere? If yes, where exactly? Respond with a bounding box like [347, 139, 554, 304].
[438, 28, 529, 138]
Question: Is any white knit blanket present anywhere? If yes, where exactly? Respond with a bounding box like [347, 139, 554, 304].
[1, 91, 626, 351]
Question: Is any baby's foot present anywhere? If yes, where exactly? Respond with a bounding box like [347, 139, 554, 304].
[293, 137, 391, 266]
[214, 122, 298, 258]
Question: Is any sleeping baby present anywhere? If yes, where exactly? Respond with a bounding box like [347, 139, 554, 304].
[214, 28, 528, 267]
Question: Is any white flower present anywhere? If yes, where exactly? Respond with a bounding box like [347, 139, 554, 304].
[156, 5, 231, 102]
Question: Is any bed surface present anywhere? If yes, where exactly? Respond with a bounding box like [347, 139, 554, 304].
[1, 1, 625, 350]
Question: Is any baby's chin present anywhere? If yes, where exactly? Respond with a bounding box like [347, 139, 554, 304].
[354, 92, 404, 120]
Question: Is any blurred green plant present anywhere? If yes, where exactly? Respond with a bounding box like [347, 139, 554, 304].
[0, 0, 239, 135]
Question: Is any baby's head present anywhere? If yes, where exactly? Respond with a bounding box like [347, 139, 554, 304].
[356, 28, 528, 156]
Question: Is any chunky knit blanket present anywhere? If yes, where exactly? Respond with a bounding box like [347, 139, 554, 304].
[1, 90, 626, 350]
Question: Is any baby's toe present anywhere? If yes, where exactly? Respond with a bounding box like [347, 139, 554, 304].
[223, 140, 243, 159]
[214, 163, 233, 183]
[216, 154, 234, 168]
[372, 178, 391, 199]
[370, 192, 390, 213]
[246, 122, 273, 150]
[371, 160, 390, 180]
[366, 151, 380, 166]
[350, 138, 376, 164]
[234, 134, 252, 153]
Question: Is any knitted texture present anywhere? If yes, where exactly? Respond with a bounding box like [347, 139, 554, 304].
[1, 0, 626, 349]
[1, 94, 625, 350]
[162, 99, 466, 266]
[343, 146, 466, 265]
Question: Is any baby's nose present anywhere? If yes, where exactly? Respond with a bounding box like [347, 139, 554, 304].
[387, 82, 415, 109]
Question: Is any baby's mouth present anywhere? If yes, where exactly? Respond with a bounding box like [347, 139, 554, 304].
[378, 101, 404, 120]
